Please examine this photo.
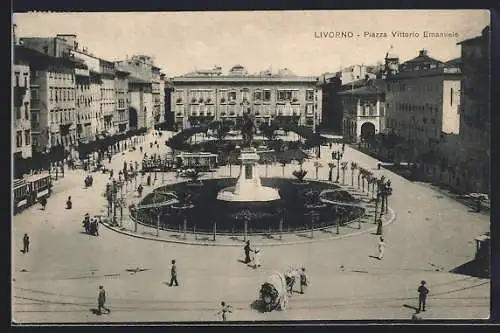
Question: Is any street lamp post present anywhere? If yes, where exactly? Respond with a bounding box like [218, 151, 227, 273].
[183, 215, 188, 240]
[244, 217, 248, 242]
[332, 150, 343, 183]
[156, 213, 161, 237]
[279, 217, 283, 240]
[133, 206, 138, 233]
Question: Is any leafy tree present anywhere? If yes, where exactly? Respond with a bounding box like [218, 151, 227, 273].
[328, 162, 336, 182]
[313, 161, 323, 179]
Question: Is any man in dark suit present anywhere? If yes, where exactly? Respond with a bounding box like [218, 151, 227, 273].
[170, 260, 179, 286]
[244, 241, 252, 264]
[417, 280, 429, 312]
[22, 234, 29, 253]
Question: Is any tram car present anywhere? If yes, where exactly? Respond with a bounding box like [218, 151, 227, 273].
[13, 173, 52, 215]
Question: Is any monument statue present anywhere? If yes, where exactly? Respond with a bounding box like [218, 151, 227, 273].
[241, 110, 256, 148]
[217, 109, 280, 202]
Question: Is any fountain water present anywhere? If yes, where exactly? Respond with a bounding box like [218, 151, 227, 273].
[217, 147, 281, 202]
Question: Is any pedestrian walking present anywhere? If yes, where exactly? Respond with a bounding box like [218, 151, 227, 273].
[251, 248, 262, 269]
[417, 280, 429, 313]
[216, 301, 233, 321]
[39, 196, 47, 210]
[97, 285, 111, 315]
[377, 237, 386, 260]
[169, 260, 179, 286]
[66, 196, 72, 210]
[299, 267, 308, 294]
[244, 240, 252, 264]
[22, 233, 29, 253]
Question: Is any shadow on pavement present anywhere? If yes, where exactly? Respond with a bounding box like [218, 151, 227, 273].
[403, 304, 419, 312]
[450, 259, 490, 279]
[250, 300, 266, 313]
[368, 255, 381, 260]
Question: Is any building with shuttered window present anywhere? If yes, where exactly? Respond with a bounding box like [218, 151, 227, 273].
[171, 65, 322, 131]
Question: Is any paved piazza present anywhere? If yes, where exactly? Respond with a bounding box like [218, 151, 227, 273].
[12, 131, 490, 322]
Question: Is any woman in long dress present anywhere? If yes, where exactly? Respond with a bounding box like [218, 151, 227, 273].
[252, 248, 262, 268]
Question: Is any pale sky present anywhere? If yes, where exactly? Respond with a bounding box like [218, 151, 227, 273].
[13, 10, 489, 77]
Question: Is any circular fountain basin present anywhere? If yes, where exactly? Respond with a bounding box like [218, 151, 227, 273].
[217, 185, 281, 202]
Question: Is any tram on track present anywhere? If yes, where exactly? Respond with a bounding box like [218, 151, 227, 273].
[13, 174, 52, 215]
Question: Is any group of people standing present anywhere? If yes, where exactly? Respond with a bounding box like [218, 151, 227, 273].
[82, 213, 99, 236]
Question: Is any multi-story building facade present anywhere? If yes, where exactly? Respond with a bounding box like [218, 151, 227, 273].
[385, 49, 461, 161]
[115, 55, 155, 130]
[99, 59, 116, 134]
[89, 71, 104, 136]
[340, 79, 386, 142]
[164, 79, 174, 129]
[159, 73, 166, 124]
[16, 46, 81, 154]
[75, 66, 93, 143]
[20, 34, 79, 59]
[152, 66, 162, 125]
[114, 68, 130, 133]
[13, 59, 32, 160]
[318, 74, 343, 133]
[453, 26, 490, 194]
[171, 65, 322, 131]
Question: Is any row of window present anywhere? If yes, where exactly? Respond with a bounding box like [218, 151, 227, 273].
[48, 71, 74, 82]
[387, 82, 441, 93]
[50, 108, 76, 124]
[390, 102, 440, 114]
[50, 87, 76, 102]
[387, 118, 439, 137]
[14, 72, 29, 87]
[176, 103, 315, 117]
[15, 130, 31, 148]
[177, 89, 316, 104]
[15, 103, 30, 121]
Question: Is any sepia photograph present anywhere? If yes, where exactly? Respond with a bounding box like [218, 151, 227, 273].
[11, 9, 490, 323]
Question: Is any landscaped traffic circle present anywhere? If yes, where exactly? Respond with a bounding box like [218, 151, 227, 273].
[133, 178, 365, 235]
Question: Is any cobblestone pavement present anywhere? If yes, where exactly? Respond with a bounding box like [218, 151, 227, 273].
[12, 132, 490, 323]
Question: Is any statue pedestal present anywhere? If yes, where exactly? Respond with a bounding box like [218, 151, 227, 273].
[217, 148, 281, 202]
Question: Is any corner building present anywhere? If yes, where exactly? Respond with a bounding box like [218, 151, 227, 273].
[385, 49, 461, 161]
[454, 26, 490, 194]
[171, 65, 322, 131]
[15, 46, 81, 154]
[13, 55, 32, 160]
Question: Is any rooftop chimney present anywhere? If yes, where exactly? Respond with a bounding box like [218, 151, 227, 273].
[419, 49, 428, 57]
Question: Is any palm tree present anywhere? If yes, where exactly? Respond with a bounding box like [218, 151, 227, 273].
[313, 161, 323, 180]
[360, 169, 367, 192]
[296, 156, 306, 170]
[259, 122, 277, 142]
[364, 173, 371, 194]
[350, 162, 358, 187]
[357, 167, 364, 190]
[328, 162, 336, 182]
[340, 161, 348, 185]
[279, 158, 287, 177]
[214, 121, 231, 142]
[369, 176, 377, 199]
[292, 169, 308, 182]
